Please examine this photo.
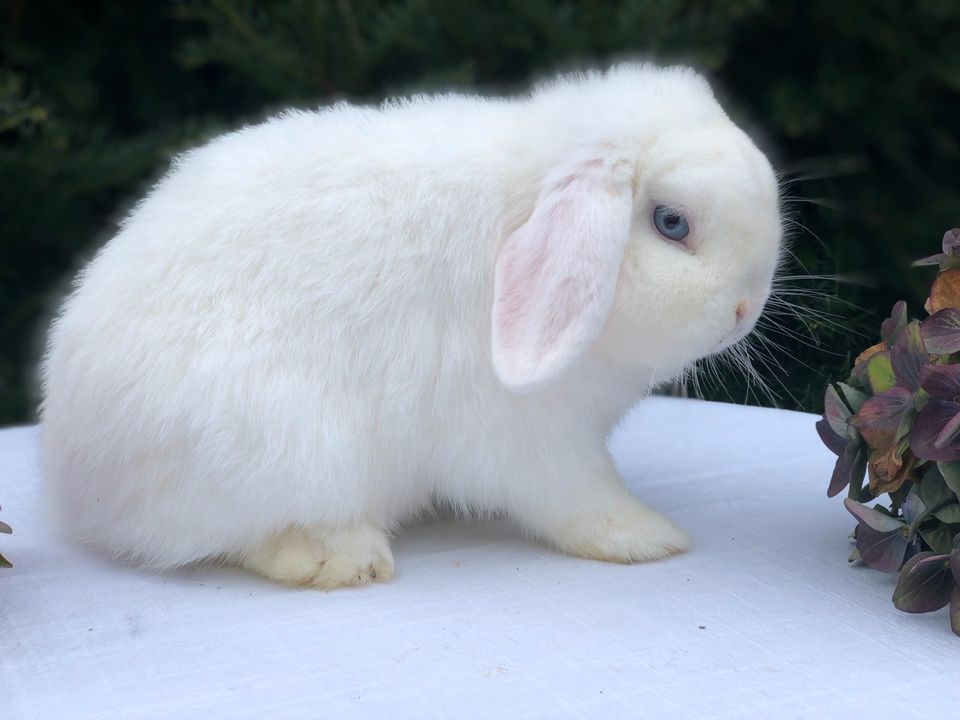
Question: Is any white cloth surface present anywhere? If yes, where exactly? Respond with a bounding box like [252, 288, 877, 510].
[1, 397, 957, 719]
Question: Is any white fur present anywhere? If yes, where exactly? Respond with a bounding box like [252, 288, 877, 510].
[39, 64, 781, 587]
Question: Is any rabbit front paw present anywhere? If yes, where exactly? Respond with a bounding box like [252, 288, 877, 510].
[552, 502, 692, 564]
[242, 523, 394, 589]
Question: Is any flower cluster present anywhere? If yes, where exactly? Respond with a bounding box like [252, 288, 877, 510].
[818, 230, 960, 635]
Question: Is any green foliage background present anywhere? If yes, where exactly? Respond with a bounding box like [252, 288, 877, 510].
[2, 0, 959, 426]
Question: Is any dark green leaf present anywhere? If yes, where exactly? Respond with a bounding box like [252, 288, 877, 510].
[892, 552, 954, 613]
[837, 383, 869, 413]
[0, 552, 10, 569]
[940, 461, 960, 496]
[919, 523, 955, 555]
[921, 464, 952, 506]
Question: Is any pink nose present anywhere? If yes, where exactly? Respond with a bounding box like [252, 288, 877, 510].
[735, 301, 747, 323]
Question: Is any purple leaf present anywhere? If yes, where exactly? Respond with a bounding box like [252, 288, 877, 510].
[943, 228, 960, 256]
[848, 386, 914, 449]
[843, 498, 904, 532]
[816, 418, 847, 456]
[937, 411, 960, 449]
[901, 492, 927, 526]
[911, 400, 960, 461]
[890, 321, 927, 390]
[854, 522, 909, 572]
[920, 309, 960, 355]
[892, 552, 954, 613]
[919, 364, 960, 399]
[824, 385, 853, 437]
[828, 441, 867, 498]
[881, 300, 908, 345]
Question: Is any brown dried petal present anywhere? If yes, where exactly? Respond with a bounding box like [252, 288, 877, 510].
[867, 446, 913, 495]
[927, 268, 960, 314]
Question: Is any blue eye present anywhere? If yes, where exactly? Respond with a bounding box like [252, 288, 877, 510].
[653, 205, 689, 242]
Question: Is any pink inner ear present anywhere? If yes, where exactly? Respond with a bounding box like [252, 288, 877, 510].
[491, 155, 633, 393]
[494, 229, 550, 351]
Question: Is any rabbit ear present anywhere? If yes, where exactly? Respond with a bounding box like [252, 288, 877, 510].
[492, 154, 634, 393]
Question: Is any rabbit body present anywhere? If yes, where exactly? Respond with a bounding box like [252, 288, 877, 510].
[40, 65, 780, 587]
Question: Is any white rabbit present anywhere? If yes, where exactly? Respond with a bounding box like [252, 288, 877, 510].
[40, 63, 781, 589]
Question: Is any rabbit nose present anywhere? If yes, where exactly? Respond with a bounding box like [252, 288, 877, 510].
[735, 301, 747, 323]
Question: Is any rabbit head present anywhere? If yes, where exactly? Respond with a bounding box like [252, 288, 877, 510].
[492, 66, 782, 393]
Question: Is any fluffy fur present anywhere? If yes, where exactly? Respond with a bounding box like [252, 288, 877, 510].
[39, 64, 781, 588]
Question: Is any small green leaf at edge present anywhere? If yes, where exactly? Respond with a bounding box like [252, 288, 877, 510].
[0, 520, 11, 534]
[0, 552, 10, 569]
[921, 465, 952, 505]
[867, 352, 897, 394]
[919, 523, 955, 555]
[825, 384, 853, 436]
[936, 503, 960, 524]
[837, 383, 869, 413]
[940, 461, 960, 495]
[892, 552, 954, 613]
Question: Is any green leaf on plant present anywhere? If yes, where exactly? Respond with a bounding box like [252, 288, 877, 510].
[919, 523, 955, 555]
[866, 352, 896, 394]
[940, 461, 960, 495]
[0, 520, 11, 534]
[837, 383, 869, 413]
[0, 553, 10, 569]
[892, 551, 954, 613]
[920, 464, 952, 506]
[824, 384, 854, 436]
